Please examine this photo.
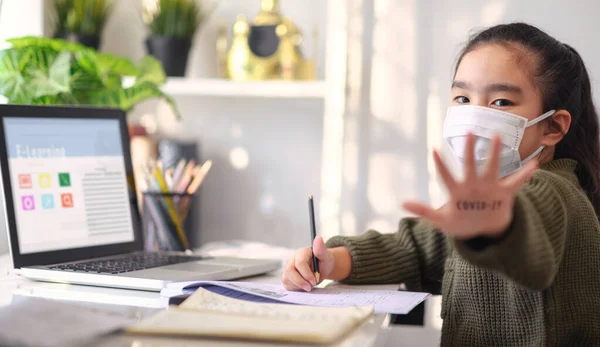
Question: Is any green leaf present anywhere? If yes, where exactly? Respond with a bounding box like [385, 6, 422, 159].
[96, 52, 138, 77]
[50, 0, 76, 35]
[74, 49, 138, 85]
[8, 36, 89, 54]
[147, 0, 212, 38]
[135, 56, 166, 85]
[87, 81, 180, 119]
[2, 35, 180, 120]
[27, 51, 72, 98]
[0, 49, 33, 103]
[64, 0, 113, 36]
[31, 92, 80, 105]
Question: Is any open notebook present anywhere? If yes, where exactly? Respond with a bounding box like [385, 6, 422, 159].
[126, 287, 374, 344]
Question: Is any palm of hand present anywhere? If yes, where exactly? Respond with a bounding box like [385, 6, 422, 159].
[436, 179, 516, 239]
[404, 134, 537, 239]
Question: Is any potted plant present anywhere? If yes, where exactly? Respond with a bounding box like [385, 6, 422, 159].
[0, 36, 180, 118]
[49, 0, 113, 50]
[143, 0, 208, 76]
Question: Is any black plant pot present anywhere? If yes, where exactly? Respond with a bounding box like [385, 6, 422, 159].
[146, 37, 192, 77]
[55, 33, 101, 50]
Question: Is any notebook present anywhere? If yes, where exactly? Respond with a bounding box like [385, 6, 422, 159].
[161, 280, 431, 315]
[126, 287, 374, 344]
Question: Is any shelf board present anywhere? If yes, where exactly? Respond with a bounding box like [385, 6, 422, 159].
[124, 77, 326, 99]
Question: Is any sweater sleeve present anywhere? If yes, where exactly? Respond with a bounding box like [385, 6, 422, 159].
[454, 171, 568, 291]
[325, 218, 449, 292]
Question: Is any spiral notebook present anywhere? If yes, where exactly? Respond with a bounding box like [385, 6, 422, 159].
[126, 287, 374, 344]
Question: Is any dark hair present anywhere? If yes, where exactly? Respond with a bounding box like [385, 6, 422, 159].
[456, 23, 600, 218]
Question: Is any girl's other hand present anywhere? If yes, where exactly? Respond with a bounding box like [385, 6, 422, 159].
[403, 133, 538, 240]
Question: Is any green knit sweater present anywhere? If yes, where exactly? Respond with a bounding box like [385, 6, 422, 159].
[326, 159, 600, 346]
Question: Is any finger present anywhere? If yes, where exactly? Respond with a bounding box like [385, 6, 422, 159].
[483, 134, 501, 180]
[313, 236, 332, 262]
[281, 272, 303, 291]
[295, 249, 317, 286]
[284, 258, 312, 292]
[286, 268, 313, 292]
[402, 201, 444, 227]
[501, 159, 538, 193]
[433, 150, 458, 192]
[463, 133, 477, 181]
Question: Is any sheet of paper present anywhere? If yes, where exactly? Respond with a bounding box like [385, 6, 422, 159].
[0, 297, 138, 347]
[166, 281, 430, 315]
[200, 284, 285, 304]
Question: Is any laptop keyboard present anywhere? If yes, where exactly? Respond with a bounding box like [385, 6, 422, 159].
[48, 253, 205, 274]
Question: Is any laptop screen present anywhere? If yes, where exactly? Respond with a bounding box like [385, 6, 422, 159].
[3, 117, 135, 255]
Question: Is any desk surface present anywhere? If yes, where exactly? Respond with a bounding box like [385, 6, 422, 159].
[0, 249, 442, 347]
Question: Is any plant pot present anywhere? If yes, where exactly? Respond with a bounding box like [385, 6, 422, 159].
[55, 33, 101, 50]
[146, 36, 192, 77]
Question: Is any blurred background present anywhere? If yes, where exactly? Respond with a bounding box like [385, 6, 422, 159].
[0, 0, 599, 256]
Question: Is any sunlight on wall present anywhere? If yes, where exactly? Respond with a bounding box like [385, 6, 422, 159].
[343, 119, 359, 187]
[341, 210, 357, 236]
[368, 154, 417, 216]
[426, 81, 447, 330]
[319, 0, 348, 240]
[371, 0, 417, 140]
[365, 218, 396, 235]
[229, 147, 249, 170]
[346, 21, 363, 115]
[362, 0, 419, 233]
[343, 0, 365, 192]
[426, 78, 446, 208]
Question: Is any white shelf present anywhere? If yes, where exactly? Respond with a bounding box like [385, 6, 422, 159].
[125, 77, 327, 99]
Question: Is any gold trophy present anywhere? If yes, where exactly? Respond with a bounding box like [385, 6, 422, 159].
[217, 0, 317, 81]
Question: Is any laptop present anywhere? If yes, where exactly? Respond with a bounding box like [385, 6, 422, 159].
[0, 105, 280, 291]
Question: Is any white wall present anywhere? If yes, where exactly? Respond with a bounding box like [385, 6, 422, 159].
[0, 0, 43, 45]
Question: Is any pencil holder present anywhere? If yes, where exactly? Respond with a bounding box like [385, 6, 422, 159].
[141, 192, 194, 252]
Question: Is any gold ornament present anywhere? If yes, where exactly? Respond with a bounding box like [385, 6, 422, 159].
[217, 0, 317, 81]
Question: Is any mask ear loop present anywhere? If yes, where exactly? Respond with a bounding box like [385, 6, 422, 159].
[526, 109, 556, 127]
[522, 110, 556, 164]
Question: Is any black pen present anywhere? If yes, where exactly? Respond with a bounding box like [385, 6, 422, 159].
[308, 195, 320, 283]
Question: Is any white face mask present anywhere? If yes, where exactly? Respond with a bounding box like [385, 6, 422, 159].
[443, 105, 556, 178]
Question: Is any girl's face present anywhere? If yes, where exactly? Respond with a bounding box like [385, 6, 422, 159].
[451, 44, 546, 161]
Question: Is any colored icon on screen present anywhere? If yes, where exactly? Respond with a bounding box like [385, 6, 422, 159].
[58, 173, 71, 187]
[61, 193, 73, 208]
[41, 194, 54, 210]
[38, 173, 52, 188]
[21, 195, 35, 211]
[18, 174, 32, 189]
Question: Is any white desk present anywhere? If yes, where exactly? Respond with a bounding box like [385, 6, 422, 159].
[0, 251, 442, 347]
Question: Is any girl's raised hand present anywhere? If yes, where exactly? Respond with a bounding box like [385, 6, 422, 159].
[403, 133, 538, 240]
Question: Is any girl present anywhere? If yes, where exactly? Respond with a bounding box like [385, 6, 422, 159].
[282, 23, 600, 346]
